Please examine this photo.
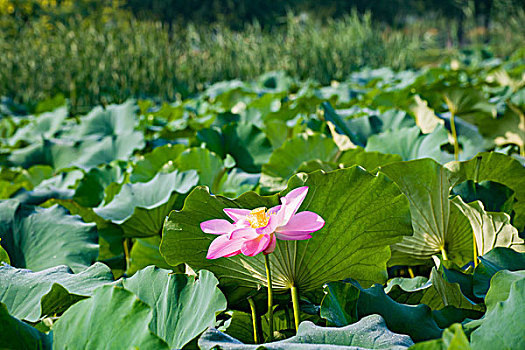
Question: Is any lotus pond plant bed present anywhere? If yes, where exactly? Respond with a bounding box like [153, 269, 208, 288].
[0, 58, 524, 349]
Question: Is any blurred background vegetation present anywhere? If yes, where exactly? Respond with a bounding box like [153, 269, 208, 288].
[1, 0, 524, 113]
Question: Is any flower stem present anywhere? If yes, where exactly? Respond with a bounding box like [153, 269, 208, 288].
[508, 102, 525, 156]
[123, 238, 131, 271]
[473, 235, 479, 267]
[264, 254, 274, 341]
[247, 296, 262, 344]
[291, 285, 301, 331]
[472, 155, 482, 267]
[450, 111, 459, 161]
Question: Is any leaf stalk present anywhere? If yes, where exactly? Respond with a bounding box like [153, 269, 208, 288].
[247, 296, 263, 344]
[264, 254, 274, 341]
[444, 95, 460, 161]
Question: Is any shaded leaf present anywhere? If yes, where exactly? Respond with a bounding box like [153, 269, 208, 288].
[473, 247, 525, 298]
[223, 122, 273, 173]
[451, 180, 515, 214]
[320, 281, 359, 326]
[0, 302, 52, 350]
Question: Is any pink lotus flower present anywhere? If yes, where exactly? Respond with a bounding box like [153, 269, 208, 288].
[201, 186, 324, 259]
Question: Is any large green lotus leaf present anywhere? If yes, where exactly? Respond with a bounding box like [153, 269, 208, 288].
[199, 315, 414, 350]
[223, 122, 273, 173]
[196, 127, 227, 158]
[52, 285, 169, 350]
[10, 170, 83, 206]
[444, 152, 525, 231]
[70, 133, 145, 170]
[365, 125, 450, 163]
[321, 281, 442, 342]
[94, 170, 198, 237]
[126, 236, 174, 276]
[260, 133, 338, 193]
[8, 134, 145, 171]
[323, 102, 415, 147]
[451, 180, 515, 215]
[452, 197, 525, 256]
[7, 101, 143, 170]
[0, 199, 18, 235]
[484, 270, 525, 309]
[0, 202, 98, 272]
[470, 278, 525, 349]
[0, 263, 113, 322]
[346, 110, 416, 140]
[121, 267, 227, 349]
[7, 140, 73, 169]
[63, 100, 138, 137]
[160, 166, 411, 302]
[321, 102, 363, 145]
[409, 323, 470, 350]
[380, 159, 472, 266]
[473, 247, 525, 298]
[175, 147, 224, 189]
[0, 302, 52, 350]
[8, 106, 68, 146]
[130, 144, 186, 183]
[11, 165, 55, 192]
